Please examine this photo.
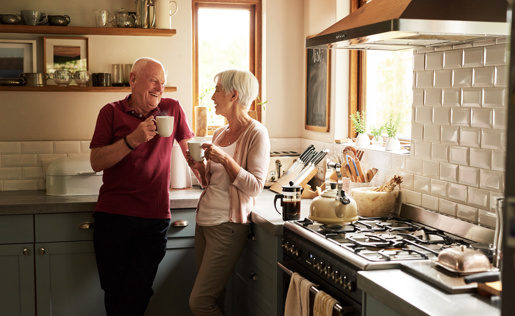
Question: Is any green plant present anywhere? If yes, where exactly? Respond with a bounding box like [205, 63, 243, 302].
[256, 97, 267, 111]
[350, 111, 367, 134]
[370, 125, 384, 139]
[384, 112, 401, 138]
[198, 87, 214, 107]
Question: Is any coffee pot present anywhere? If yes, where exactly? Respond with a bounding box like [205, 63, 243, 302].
[274, 181, 302, 221]
[309, 162, 358, 224]
[135, 0, 155, 28]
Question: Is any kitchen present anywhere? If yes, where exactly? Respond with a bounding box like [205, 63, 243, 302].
[0, 0, 513, 315]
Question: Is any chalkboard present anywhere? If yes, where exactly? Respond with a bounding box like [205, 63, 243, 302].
[305, 48, 330, 132]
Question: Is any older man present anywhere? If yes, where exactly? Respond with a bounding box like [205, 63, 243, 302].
[90, 57, 194, 316]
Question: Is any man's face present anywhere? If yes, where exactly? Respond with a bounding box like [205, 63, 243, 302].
[130, 62, 166, 113]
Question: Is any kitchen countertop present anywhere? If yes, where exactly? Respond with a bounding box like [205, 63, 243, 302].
[358, 269, 500, 316]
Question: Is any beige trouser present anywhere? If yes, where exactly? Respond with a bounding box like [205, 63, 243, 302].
[189, 222, 249, 316]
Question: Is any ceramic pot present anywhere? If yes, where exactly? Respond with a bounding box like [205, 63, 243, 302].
[355, 133, 370, 146]
[385, 137, 401, 151]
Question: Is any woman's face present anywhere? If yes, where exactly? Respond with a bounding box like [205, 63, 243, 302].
[211, 81, 234, 117]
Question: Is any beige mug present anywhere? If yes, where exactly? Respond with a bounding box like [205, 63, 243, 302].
[188, 138, 209, 162]
[154, 116, 174, 137]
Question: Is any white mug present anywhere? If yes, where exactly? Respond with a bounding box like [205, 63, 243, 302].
[154, 116, 174, 137]
[188, 138, 208, 162]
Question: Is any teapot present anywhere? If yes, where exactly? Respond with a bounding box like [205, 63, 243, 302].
[115, 9, 136, 28]
[48, 15, 71, 26]
[309, 162, 358, 224]
[0, 14, 22, 25]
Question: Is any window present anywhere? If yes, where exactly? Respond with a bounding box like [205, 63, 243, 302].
[192, 0, 262, 133]
[349, 0, 413, 141]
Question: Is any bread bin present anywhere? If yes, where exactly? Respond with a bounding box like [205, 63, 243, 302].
[46, 156, 103, 196]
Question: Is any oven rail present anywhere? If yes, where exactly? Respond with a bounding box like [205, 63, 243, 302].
[278, 262, 346, 316]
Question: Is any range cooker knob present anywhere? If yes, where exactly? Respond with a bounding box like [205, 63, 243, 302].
[334, 271, 343, 286]
[324, 265, 331, 276]
[344, 280, 355, 291]
[282, 240, 289, 249]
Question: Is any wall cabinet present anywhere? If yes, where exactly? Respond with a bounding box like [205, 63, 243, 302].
[229, 223, 284, 316]
[0, 209, 197, 316]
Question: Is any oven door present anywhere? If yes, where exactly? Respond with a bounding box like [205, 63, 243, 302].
[278, 257, 361, 316]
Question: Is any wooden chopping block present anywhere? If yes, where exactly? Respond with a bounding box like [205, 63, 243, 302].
[269, 166, 304, 193]
[477, 281, 502, 297]
[297, 168, 319, 190]
[301, 183, 325, 199]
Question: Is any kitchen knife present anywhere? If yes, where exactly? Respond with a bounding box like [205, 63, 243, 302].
[464, 271, 500, 284]
[293, 149, 328, 186]
[281, 144, 315, 177]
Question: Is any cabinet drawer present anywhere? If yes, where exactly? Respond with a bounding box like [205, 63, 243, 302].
[0, 214, 33, 244]
[168, 209, 196, 238]
[246, 223, 282, 265]
[35, 213, 94, 242]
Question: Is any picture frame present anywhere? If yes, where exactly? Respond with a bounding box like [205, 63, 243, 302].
[0, 39, 37, 79]
[305, 48, 331, 132]
[44, 36, 88, 84]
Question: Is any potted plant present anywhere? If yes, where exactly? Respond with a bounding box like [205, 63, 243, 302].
[383, 112, 402, 151]
[370, 125, 384, 146]
[349, 111, 369, 146]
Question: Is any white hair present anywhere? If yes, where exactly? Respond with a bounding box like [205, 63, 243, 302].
[214, 69, 259, 108]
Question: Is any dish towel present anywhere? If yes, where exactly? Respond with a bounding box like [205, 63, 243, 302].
[284, 272, 315, 316]
[313, 290, 339, 316]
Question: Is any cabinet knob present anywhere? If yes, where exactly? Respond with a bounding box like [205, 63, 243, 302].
[23, 248, 31, 256]
[171, 220, 189, 227]
[249, 272, 257, 281]
[78, 222, 94, 230]
[39, 248, 46, 255]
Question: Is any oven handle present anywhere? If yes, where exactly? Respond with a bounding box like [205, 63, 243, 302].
[277, 262, 346, 315]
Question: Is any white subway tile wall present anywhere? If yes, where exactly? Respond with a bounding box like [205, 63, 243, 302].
[0, 141, 91, 191]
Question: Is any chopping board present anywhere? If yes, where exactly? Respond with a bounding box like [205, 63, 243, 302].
[400, 261, 477, 294]
[478, 281, 502, 297]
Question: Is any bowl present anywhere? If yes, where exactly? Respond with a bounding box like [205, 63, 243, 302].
[350, 187, 399, 217]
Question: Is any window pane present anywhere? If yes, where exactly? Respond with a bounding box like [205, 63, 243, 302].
[198, 8, 250, 126]
[365, 50, 413, 139]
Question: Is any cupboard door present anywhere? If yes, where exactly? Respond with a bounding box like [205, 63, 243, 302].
[145, 238, 196, 316]
[0, 244, 35, 316]
[35, 241, 105, 316]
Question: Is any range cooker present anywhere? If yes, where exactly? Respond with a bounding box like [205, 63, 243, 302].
[278, 204, 495, 315]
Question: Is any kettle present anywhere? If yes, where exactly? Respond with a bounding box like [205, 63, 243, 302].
[115, 9, 136, 28]
[309, 162, 358, 224]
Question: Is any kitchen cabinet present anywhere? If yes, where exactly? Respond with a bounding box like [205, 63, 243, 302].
[0, 24, 177, 93]
[229, 223, 284, 316]
[0, 209, 197, 316]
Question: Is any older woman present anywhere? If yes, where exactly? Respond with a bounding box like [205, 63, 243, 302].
[187, 69, 270, 315]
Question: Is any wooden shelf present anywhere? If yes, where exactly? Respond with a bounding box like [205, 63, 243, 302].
[0, 86, 177, 92]
[0, 25, 176, 37]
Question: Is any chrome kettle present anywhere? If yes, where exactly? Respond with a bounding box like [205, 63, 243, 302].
[135, 0, 156, 28]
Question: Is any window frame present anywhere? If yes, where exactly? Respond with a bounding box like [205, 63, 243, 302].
[192, 0, 262, 134]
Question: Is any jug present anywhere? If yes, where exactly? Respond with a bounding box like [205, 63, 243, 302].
[308, 162, 358, 224]
[274, 181, 302, 221]
[115, 9, 136, 28]
[135, 0, 155, 28]
[53, 69, 73, 87]
[154, 0, 178, 29]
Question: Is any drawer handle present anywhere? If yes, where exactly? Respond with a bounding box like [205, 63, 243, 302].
[23, 248, 31, 256]
[39, 248, 45, 255]
[78, 222, 94, 230]
[249, 272, 257, 281]
[171, 219, 189, 227]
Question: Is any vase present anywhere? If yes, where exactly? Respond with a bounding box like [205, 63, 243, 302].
[355, 133, 370, 146]
[385, 137, 401, 151]
[371, 136, 383, 146]
[194, 106, 208, 137]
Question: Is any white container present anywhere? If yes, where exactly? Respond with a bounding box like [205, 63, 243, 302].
[46, 156, 103, 196]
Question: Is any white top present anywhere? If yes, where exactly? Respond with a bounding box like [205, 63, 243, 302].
[197, 142, 237, 225]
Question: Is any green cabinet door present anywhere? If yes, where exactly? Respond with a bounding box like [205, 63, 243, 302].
[0, 243, 35, 316]
[34, 241, 105, 316]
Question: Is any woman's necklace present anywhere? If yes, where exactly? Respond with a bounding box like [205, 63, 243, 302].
[225, 121, 250, 145]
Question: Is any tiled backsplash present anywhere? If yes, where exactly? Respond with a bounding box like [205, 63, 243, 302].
[0, 141, 91, 191]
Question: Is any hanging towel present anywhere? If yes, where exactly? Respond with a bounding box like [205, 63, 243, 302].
[284, 272, 315, 316]
[313, 290, 339, 316]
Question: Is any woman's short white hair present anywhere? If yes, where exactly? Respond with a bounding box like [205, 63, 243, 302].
[214, 69, 259, 108]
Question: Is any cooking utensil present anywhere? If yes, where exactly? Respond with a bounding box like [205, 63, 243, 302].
[342, 146, 356, 158]
[365, 168, 377, 182]
[355, 159, 366, 182]
[356, 149, 364, 161]
[270, 146, 316, 193]
[463, 271, 500, 284]
[346, 154, 361, 182]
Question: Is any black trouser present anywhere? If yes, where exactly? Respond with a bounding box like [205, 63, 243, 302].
[93, 212, 170, 316]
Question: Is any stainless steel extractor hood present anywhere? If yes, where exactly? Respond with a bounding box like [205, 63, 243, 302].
[306, 0, 509, 51]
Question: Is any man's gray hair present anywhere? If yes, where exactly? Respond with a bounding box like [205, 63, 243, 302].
[214, 69, 259, 108]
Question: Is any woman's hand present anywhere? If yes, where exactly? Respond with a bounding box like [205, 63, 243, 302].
[202, 143, 227, 164]
[186, 151, 206, 170]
